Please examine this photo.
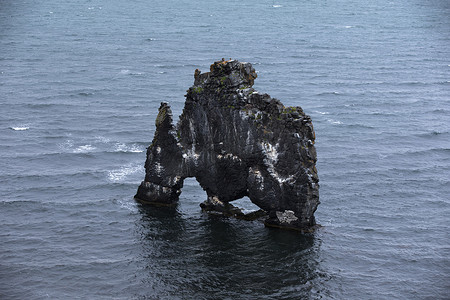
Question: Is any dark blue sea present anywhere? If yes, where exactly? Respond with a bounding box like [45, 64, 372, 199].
[1, 0, 449, 299]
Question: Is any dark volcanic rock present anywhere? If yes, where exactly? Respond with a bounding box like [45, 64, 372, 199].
[135, 59, 319, 230]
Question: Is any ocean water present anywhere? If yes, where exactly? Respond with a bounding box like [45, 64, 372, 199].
[1, 0, 449, 299]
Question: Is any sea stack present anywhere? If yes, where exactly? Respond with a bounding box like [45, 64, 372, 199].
[135, 59, 319, 230]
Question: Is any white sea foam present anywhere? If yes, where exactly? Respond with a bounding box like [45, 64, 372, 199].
[108, 164, 142, 182]
[117, 198, 138, 212]
[120, 69, 143, 75]
[327, 119, 342, 125]
[10, 126, 29, 131]
[314, 111, 330, 115]
[58, 139, 74, 151]
[73, 144, 96, 153]
[95, 136, 111, 143]
[114, 143, 144, 153]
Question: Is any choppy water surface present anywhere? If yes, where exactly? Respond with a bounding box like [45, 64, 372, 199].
[1, 0, 449, 299]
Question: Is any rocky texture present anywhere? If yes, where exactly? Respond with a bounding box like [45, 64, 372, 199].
[135, 59, 319, 230]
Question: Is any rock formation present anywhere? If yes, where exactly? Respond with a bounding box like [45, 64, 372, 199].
[135, 59, 319, 230]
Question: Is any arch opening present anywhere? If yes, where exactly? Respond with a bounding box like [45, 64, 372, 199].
[178, 177, 208, 215]
[230, 196, 261, 214]
[178, 177, 267, 221]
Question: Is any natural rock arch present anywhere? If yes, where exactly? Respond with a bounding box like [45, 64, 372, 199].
[135, 59, 319, 230]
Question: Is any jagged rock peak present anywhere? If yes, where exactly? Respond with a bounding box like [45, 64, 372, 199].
[193, 58, 257, 89]
[135, 59, 319, 231]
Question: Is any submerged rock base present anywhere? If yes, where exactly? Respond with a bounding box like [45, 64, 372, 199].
[135, 59, 319, 230]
